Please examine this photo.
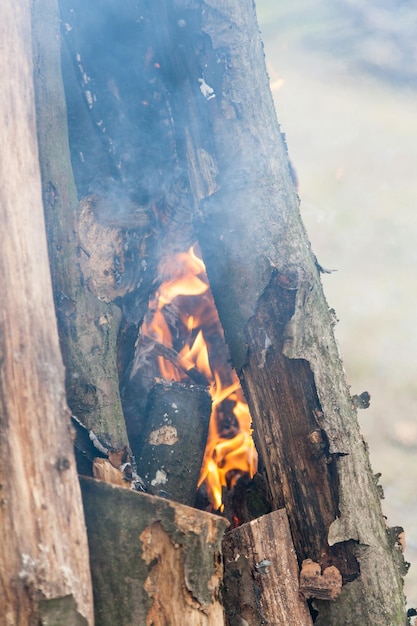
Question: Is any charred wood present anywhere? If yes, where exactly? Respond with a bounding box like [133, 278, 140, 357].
[140, 335, 209, 386]
[222, 472, 272, 528]
[136, 381, 211, 505]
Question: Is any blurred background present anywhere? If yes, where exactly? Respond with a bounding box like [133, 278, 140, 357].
[256, 0, 417, 607]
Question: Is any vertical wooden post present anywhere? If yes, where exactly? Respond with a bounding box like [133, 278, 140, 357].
[32, 0, 130, 450]
[0, 1, 93, 623]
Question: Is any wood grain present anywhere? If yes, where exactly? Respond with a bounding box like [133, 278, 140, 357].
[0, 1, 93, 622]
[223, 509, 313, 625]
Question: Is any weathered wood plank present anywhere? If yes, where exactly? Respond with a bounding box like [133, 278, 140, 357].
[0, 2, 93, 623]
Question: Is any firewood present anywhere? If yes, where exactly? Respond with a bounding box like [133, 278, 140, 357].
[0, 1, 93, 621]
[141, 335, 208, 386]
[222, 509, 313, 625]
[31, 0, 409, 622]
[136, 381, 212, 505]
[80, 477, 228, 625]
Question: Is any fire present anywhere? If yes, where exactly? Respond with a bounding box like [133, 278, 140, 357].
[140, 244, 257, 509]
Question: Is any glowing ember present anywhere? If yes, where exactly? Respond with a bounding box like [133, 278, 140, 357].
[140, 244, 257, 509]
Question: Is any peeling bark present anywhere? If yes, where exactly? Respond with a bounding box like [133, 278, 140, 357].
[80, 477, 228, 625]
[154, 0, 408, 623]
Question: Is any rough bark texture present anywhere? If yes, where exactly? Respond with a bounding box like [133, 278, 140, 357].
[80, 477, 228, 626]
[152, 0, 407, 623]
[57, 0, 204, 457]
[0, 2, 93, 623]
[223, 509, 314, 626]
[243, 282, 358, 579]
[32, 0, 129, 449]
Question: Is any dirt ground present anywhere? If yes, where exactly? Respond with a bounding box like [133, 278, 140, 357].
[256, 0, 417, 608]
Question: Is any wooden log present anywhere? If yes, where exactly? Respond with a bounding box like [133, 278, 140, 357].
[151, 0, 408, 623]
[0, 1, 93, 622]
[32, 0, 131, 450]
[222, 509, 313, 625]
[80, 476, 228, 625]
[136, 381, 212, 505]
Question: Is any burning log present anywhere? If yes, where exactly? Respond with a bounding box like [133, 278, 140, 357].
[136, 381, 212, 506]
[222, 509, 313, 625]
[141, 335, 208, 386]
[80, 477, 228, 625]
[30, 0, 409, 623]
[130, 244, 258, 511]
[154, 0, 408, 622]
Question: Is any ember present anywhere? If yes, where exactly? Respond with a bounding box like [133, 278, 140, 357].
[140, 245, 257, 509]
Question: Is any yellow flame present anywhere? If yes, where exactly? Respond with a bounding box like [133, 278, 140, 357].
[141, 245, 258, 509]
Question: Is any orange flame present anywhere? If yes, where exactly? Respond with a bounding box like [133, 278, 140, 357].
[141, 244, 258, 509]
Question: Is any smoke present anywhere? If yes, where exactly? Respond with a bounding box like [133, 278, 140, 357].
[60, 0, 179, 206]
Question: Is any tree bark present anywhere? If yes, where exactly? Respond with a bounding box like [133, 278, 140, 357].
[32, 0, 129, 450]
[0, 2, 93, 623]
[154, 0, 407, 623]
[80, 477, 228, 626]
